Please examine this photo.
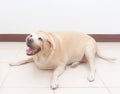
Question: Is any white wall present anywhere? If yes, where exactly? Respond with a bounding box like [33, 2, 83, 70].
[0, 0, 120, 34]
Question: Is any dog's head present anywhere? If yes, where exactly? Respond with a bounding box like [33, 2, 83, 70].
[26, 30, 54, 56]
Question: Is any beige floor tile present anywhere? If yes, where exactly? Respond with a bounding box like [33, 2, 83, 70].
[3, 63, 52, 88]
[97, 42, 120, 58]
[96, 43, 120, 87]
[55, 88, 109, 94]
[59, 63, 104, 88]
[0, 50, 18, 62]
[1, 42, 120, 93]
[15, 46, 31, 62]
[0, 88, 53, 94]
[0, 42, 25, 62]
[97, 42, 120, 48]
[97, 61, 120, 87]
[0, 42, 23, 49]
[109, 88, 120, 94]
[0, 63, 10, 87]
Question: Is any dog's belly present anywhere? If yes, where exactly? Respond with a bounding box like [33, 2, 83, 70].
[66, 49, 85, 65]
[67, 56, 83, 65]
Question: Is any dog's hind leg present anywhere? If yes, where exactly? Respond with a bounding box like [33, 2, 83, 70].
[85, 45, 96, 82]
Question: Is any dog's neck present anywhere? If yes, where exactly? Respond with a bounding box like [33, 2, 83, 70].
[33, 47, 54, 63]
[33, 33, 56, 63]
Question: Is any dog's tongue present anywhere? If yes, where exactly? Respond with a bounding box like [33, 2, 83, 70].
[26, 48, 34, 55]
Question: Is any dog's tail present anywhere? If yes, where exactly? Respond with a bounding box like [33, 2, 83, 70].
[96, 49, 116, 62]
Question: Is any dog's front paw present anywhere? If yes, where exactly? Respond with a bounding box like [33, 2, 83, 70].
[9, 62, 20, 66]
[87, 73, 95, 82]
[50, 80, 59, 90]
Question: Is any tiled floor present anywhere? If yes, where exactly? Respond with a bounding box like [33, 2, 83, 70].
[0, 42, 120, 94]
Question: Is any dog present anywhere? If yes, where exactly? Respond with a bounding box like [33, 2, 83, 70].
[10, 30, 115, 89]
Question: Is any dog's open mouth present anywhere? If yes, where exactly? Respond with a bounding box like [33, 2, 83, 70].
[26, 47, 41, 55]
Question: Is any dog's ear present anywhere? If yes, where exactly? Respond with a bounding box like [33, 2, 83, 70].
[47, 40, 53, 48]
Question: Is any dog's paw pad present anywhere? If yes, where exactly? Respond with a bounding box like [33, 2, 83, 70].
[50, 80, 59, 90]
[87, 73, 95, 82]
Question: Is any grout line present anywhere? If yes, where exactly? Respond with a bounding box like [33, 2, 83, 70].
[53, 89, 56, 94]
[0, 67, 11, 88]
[2, 86, 120, 88]
[97, 73, 113, 94]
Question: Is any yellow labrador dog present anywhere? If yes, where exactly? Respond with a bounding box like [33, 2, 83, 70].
[10, 30, 115, 89]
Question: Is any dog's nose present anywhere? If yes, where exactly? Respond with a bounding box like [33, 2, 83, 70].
[27, 38, 33, 46]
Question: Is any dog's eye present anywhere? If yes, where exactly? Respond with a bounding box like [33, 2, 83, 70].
[30, 35, 32, 37]
[38, 37, 42, 41]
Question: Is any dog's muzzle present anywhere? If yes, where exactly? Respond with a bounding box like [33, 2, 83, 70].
[26, 38, 34, 47]
[26, 38, 41, 55]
